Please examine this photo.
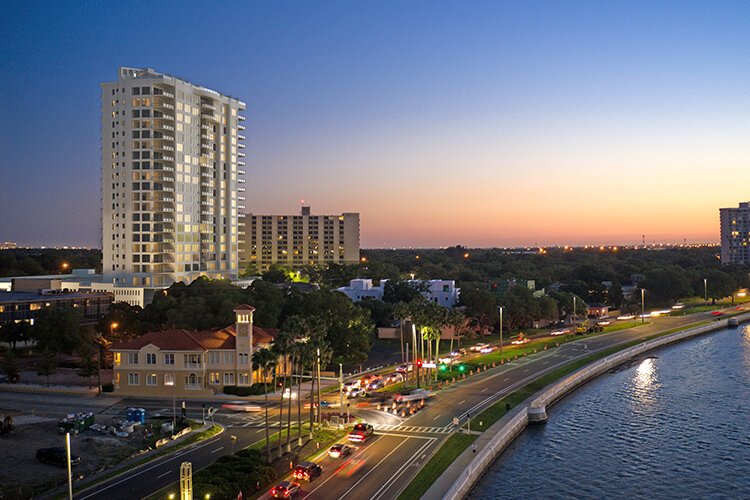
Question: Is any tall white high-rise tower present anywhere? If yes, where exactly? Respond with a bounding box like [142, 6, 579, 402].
[101, 67, 246, 287]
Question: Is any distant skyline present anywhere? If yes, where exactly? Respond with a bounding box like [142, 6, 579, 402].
[1, 1, 749, 248]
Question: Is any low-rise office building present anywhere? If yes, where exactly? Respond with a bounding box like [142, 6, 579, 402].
[0, 289, 112, 325]
[335, 279, 460, 307]
[111, 305, 276, 397]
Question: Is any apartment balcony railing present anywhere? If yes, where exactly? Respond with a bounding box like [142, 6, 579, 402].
[238, 134, 246, 141]
[154, 101, 175, 110]
[238, 160, 246, 166]
[201, 113, 218, 121]
[238, 124, 246, 131]
[238, 186, 246, 192]
[200, 102, 216, 111]
[184, 362, 203, 369]
[238, 151, 246, 158]
[238, 204, 246, 210]
[238, 143, 246, 149]
[154, 122, 175, 131]
[238, 115, 246, 121]
[162, 187, 174, 192]
[238, 195, 245, 201]
[238, 169, 246, 175]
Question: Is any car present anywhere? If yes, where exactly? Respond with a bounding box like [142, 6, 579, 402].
[271, 481, 301, 498]
[469, 343, 489, 352]
[396, 363, 413, 373]
[346, 388, 366, 398]
[329, 443, 352, 458]
[711, 311, 723, 316]
[342, 381, 360, 392]
[437, 356, 454, 364]
[367, 379, 385, 391]
[479, 346, 495, 353]
[347, 422, 375, 442]
[359, 374, 381, 386]
[36, 447, 81, 467]
[293, 462, 323, 481]
[385, 372, 404, 384]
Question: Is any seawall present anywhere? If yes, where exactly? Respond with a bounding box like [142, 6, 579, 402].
[438, 313, 750, 500]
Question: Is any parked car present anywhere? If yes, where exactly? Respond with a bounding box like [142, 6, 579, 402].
[347, 423, 375, 442]
[293, 462, 323, 481]
[329, 443, 352, 458]
[271, 481, 301, 498]
[36, 447, 80, 467]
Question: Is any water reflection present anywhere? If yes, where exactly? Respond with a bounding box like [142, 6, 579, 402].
[633, 357, 658, 405]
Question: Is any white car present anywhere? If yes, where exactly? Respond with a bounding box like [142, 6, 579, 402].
[346, 388, 366, 398]
[469, 343, 489, 352]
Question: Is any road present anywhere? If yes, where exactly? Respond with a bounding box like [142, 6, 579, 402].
[3, 309, 726, 500]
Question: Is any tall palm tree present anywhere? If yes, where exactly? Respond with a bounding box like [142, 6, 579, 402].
[252, 348, 276, 463]
[272, 330, 293, 458]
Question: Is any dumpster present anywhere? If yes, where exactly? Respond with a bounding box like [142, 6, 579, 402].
[58, 412, 95, 435]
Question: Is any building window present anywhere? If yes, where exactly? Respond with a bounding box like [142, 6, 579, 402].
[238, 353, 249, 365]
[164, 353, 175, 365]
[128, 373, 140, 385]
[209, 372, 220, 385]
[146, 374, 157, 386]
[238, 373, 250, 385]
[223, 372, 235, 385]
[146, 353, 157, 365]
[164, 373, 175, 386]
[208, 352, 220, 364]
[128, 353, 139, 365]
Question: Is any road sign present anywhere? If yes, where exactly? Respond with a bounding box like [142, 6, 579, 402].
[422, 362, 437, 368]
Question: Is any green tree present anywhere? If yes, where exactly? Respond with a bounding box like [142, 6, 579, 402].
[0, 321, 31, 350]
[459, 288, 498, 334]
[37, 350, 57, 387]
[704, 270, 737, 304]
[641, 267, 692, 305]
[31, 305, 84, 354]
[1, 350, 20, 383]
[77, 340, 99, 388]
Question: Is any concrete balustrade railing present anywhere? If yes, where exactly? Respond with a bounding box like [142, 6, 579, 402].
[440, 313, 750, 500]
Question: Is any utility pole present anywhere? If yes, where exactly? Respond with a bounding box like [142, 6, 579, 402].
[641, 288, 646, 323]
[405, 343, 410, 387]
[704, 278, 708, 307]
[66, 432, 73, 500]
[316, 348, 322, 424]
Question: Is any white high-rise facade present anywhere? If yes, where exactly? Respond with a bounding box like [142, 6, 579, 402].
[101, 67, 246, 287]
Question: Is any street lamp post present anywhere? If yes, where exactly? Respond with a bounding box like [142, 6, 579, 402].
[499, 306, 503, 354]
[316, 348, 321, 424]
[641, 288, 645, 323]
[165, 372, 176, 435]
[704, 278, 708, 307]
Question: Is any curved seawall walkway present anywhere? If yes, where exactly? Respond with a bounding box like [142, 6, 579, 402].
[427, 312, 750, 500]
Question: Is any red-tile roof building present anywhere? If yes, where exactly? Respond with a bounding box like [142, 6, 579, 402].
[111, 305, 277, 396]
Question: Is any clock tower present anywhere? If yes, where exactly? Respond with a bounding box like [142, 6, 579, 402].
[234, 304, 255, 380]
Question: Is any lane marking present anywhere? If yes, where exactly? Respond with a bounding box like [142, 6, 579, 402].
[503, 378, 509, 382]
[370, 438, 437, 500]
[481, 388, 488, 392]
[338, 438, 410, 500]
[156, 471, 170, 479]
[432, 414, 442, 421]
[210, 446, 224, 454]
[458, 400, 466, 405]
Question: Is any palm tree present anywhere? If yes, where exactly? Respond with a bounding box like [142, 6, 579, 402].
[252, 348, 276, 463]
[272, 330, 293, 458]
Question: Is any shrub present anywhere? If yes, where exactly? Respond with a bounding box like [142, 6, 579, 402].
[101, 382, 114, 392]
[223, 385, 268, 396]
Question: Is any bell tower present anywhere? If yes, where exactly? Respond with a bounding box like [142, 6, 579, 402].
[234, 304, 255, 354]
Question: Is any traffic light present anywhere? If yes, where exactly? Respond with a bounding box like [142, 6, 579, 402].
[439, 364, 447, 372]
[416, 359, 422, 368]
[458, 364, 465, 372]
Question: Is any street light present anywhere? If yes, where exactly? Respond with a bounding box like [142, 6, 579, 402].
[641, 288, 645, 323]
[165, 373, 176, 435]
[499, 306, 503, 354]
[316, 348, 321, 424]
[704, 278, 708, 307]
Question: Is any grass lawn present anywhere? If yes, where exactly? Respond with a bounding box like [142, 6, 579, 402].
[396, 433, 477, 500]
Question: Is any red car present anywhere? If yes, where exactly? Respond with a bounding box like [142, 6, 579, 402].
[711, 311, 723, 316]
[347, 423, 374, 443]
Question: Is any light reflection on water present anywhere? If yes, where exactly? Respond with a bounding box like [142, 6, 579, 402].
[474, 326, 750, 498]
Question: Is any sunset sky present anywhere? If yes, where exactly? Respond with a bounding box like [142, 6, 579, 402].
[1, 1, 749, 248]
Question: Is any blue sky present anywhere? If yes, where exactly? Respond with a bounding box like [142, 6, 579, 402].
[1, 1, 749, 247]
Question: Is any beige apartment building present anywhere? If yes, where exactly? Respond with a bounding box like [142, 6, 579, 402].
[101, 67, 246, 288]
[239, 206, 360, 271]
[111, 305, 275, 397]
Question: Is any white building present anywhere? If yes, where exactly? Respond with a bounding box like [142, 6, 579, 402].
[336, 279, 460, 307]
[101, 67, 246, 288]
[720, 202, 750, 265]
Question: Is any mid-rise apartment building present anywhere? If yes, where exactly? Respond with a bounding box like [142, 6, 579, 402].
[101, 67, 246, 287]
[720, 202, 750, 264]
[239, 206, 359, 271]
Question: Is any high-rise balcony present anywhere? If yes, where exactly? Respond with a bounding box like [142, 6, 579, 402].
[238, 124, 246, 131]
[201, 133, 212, 140]
[200, 101, 216, 111]
[238, 169, 246, 175]
[154, 101, 175, 110]
[154, 154, 174, 162]
[238, 204, 246, 210]
[238, 178, 246, 183]
[153, 132, 175, 140]
[238, 195, 245, 201]
[238, 134, 246, 141]
[238, 160, 246, 166]
[201, 123, 211, 131]
[201, 113, 218, 121]
[153, 111, 175, 120]
[238, 152, 246, 158]
[238, 143, 246, 149]
[154, 122, 175, 131]
[155, 143, 175, 152]
[238, 186, 246, 192]
[238, 115, 246, 121]
[162, 187, 174, 192]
